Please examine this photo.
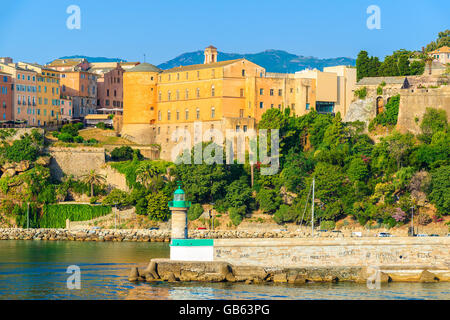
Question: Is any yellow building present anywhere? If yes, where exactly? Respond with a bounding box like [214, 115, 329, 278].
[122, 46, 354, 160]
[18, 63, 61, 126]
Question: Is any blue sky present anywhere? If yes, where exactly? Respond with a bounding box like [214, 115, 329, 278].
[0, 0, 448, 65]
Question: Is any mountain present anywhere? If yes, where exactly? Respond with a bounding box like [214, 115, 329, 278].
[157, 49, 356, 73]
[54, 55, 128, 63]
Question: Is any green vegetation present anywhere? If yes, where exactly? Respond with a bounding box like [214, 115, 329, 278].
[424, 30, 449, 53]
[52, 123, 85, 144]
[354, 86, 367, 99]
[111, 146, 140, 161]
[40, 204, 111, 228]
[368, 95, 401, 131]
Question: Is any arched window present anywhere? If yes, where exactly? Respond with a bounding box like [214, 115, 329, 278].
[211, 107, 215, 118]
[176, 110, 180, 120]
[176, 90, 180, 100]
[167, 110, 171, 120]
[185, 89, 189, 99]
[168, 91, 171, 101]
[196, 108, 200, 120]
[158, 110, 161, 121]
[211, 85, 215, 97]
[196, 88, 200, 98]
[185, 109, 189, 120]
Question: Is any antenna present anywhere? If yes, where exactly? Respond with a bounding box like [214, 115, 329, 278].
[143, 54, 146, 63]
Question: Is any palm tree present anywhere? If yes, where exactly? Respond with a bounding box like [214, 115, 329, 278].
[80, 170, 106, 197]
[136, 163, 159, 190]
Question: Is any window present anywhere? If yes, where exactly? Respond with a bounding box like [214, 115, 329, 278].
[186, 72, 189, 80]
[196, 88, 200, 98]
[176, 110, 180, 120]
[242, 69, 245, 76]
[211, 69, 215, 78]
[167, 110, 171, 120]
[185, 89, 189, 99]
[236, 125, 240, 132]
[290, 88, 293, 93]
[168, 74, 171, 81]
[168, 91, 171, 101]
[211, 107, 215, 118]
[270, 104, 274, 109]
[114, 90, 117, 97]
[259, 88, 264, 95]
[196, 108, 200, 120]
[240, 88, 244, 97]
[239, 109, 244, 118]
[185, 109, 189, 120]
[270, 89, 274, 96]
[158, 92, 162, 101]
[211, 85, 215, 97]
[278, 89, 282, 96]
[158, 111, 161, 121]
[243, 125, 247, 132]
[177, 73, 180, 80]
[259, 102, 264, 109]
[306, 103, 310, 110]
[197, 71, 200, 78]
[176, 90, 180, 100]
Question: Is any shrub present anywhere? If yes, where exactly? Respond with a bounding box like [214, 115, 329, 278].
[96, 122, 107, 130]
[229, 206, 246, 226]
[354, 87, 367, 99]
[102, 189, 131, 209]
[273, 204, 297, 224]
[428, 165, 450, 214]
[41, 204, 111, 228]
[60, 123, 79, 137]
[188, 203, 204, 221]
[111, 146, 135, 161]
[90, 196, 98, 204]
[256, 188, 282, 214]
[74, 135, 84, 143]
[320, 220, 336, 230]
[57, 132, 74, 143]
[4, 135, 40, 162]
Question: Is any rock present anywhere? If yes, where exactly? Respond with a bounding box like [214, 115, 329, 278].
[225, 272, 236, 282]
[15, 160, 30, 172]
[273, 273, 288, 283]
[419, 270, 439, 283]
[1, 162, 15, 171]
[288, 274, 306, 285]
[143, 260, 159, 279]
[128, 267, 140, 282]
[2, 168, 16, 178]
[35, 156, 51, 167]
[167, 273, 177, 282]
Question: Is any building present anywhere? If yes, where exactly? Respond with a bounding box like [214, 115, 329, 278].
[428, 46, 450, 64]
[84, 114, 113, 127]
[122, 46, 356, 160]
[47, 58, 98, 120]
[60, 97, 73, 122]
[0, 71, 13, 122]
[18, 62, 61, 126]
[0, 60, 38, 125]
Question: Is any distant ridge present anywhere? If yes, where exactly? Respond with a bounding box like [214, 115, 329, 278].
[53, 55, 128, 63]
[157, 49, 356, 73]
[54, 50, 356, 73]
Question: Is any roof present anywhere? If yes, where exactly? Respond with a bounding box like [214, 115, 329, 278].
[47, 59, 86, 67]
[84, 114, 111, 120]
[127, 63, 162, 73]
[357, 76, 407, 86]
[429, 46, 450, 54]
[162, 59, 244, 73]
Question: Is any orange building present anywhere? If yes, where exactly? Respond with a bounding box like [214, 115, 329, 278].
[0, 71, 13, 122]
[122, 46, 354, 160]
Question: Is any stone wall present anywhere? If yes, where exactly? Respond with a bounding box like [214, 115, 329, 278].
[397, 86, 450, 135]
[48, 147, 105, 181]
[213, 238, 450, 268]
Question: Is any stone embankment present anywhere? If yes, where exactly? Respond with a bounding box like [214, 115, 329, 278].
[130, 259, 450, 284]
[0, 228, 170, 242]
[0, 228, 350, 241]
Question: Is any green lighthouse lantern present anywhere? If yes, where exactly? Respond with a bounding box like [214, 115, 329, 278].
[169, 182, 191, 208]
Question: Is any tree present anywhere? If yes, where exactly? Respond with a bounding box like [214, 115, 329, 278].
[419, 108, 448, 144]
[146, 191, 170, 221]
[347, 157, 369, 182]
[136, 162, 160, 190]
[111, 146, 135, 161]
[80, 170, 106, 197]
[384, 131, 415, 170]
[224, 178, 253, 211]
[102, 189, 131, 209]
[356, 50, 370, 81]
[256, 188, 282, 214]
[428, 165, 450, 215]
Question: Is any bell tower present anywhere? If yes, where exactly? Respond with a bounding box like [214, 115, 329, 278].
[204, 45, 218, 64]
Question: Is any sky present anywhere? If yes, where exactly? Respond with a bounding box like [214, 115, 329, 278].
[0, 0, 448, 65]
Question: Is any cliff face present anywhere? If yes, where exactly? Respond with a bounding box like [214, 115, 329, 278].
[343, 97, 375, 126]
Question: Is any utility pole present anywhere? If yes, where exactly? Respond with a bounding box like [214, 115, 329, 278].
[410, 206, 415, 236]
[114, 204, 117, 230]
[311, 177, 315, 237]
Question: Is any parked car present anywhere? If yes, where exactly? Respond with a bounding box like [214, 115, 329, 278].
[197, 227, 207, 230]
[148, 227, 159, 231]
[352, 232, 362, 237]
[415, 234, 429, 237]
[318, 229, 328, 233]
[429, 234, 439, 237]
[377, 232, 392, 237]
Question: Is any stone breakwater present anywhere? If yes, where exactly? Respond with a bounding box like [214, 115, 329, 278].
[0, 228, 348, 241]
[129, 259, 450, 284]
[0, 228, 171, 242]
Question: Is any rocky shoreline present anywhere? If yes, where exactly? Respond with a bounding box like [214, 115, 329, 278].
[0, 228, 353, 241]
[129, 259, 450, 284]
